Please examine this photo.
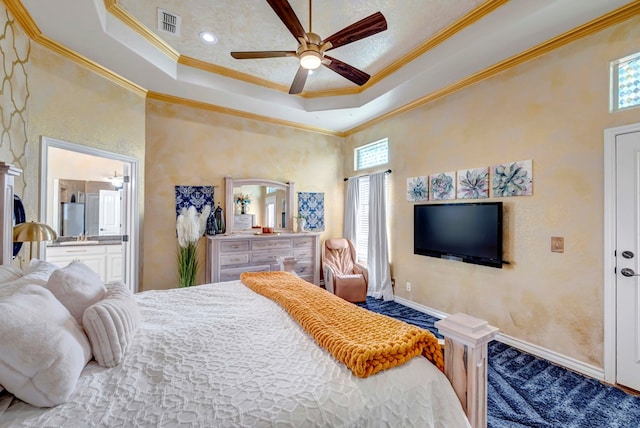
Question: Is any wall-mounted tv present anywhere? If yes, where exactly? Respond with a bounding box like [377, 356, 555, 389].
[414, 201, 503, 268]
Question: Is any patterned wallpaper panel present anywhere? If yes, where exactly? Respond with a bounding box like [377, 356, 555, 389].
[297, 192, 324, 232]
[175, 186, 214, 216]
[0, 8, 30, 197]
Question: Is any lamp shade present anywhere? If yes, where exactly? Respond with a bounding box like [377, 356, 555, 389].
[13, 221, 58, 242]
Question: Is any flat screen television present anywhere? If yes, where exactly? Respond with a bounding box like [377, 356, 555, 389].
[414, 201, 503, 268]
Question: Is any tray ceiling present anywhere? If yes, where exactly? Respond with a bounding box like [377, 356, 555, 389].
[16, 0, 640, 134]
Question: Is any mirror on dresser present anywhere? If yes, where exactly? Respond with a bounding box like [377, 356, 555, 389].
[224, 177, 294, 233]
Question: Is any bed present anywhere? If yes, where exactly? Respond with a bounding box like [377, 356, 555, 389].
[0, 162, 494, 427]
[1, 276, 471, 427]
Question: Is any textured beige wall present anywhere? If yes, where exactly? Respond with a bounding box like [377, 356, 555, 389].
[344, 16, 640, 368]
[144, 99, 344, 290]
[21, 33, 145, 275]
[27, 44, 146, 214]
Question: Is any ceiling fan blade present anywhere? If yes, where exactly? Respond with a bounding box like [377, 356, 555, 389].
[231, 51, 297, 59]
[323, 11, 387, 51]
[323, 55, 370, 86]
[266, 0, 308, 42]
[289, 66, 309, 94]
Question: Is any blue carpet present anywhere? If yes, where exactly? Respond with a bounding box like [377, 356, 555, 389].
[358, 297, 640, 428]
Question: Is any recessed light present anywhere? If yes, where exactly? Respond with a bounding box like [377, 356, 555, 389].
[199, 31, 217, 45]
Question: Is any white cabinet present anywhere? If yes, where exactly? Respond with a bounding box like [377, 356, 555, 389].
[106, 245, 123, 282]
[46, 244, 123, 282]
[206, 233, 320, 285]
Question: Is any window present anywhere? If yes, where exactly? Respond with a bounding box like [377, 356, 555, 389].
[355, 138, 388, 171]
[611, 52, 640, 112]
[352, 138, 390, 263]
[355, 174, 389, 264]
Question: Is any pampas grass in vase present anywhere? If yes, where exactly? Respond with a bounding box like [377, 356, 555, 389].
[176, 205, 211, 287]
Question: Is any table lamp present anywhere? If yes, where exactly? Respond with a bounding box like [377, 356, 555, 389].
[13, 221, 58, 260]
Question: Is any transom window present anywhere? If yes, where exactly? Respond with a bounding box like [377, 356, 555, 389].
[354, 138, 388, 171]
[611, 52, 640, 112]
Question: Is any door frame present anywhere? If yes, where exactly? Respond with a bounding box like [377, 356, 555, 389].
[603, 122, 640, 384]
[39, 136, 140, 292]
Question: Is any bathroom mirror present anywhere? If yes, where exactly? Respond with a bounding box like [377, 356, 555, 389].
[224, 177, 294, 233]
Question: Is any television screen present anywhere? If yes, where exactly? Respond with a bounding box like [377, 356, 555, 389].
[414, 202, 503, 268]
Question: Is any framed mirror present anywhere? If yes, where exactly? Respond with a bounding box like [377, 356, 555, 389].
[224, 177, 294, 233]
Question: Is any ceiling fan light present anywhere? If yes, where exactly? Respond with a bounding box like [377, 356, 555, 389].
[300, 51, 321, 70]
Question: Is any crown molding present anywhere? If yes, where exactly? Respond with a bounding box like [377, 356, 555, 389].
[4, 0, 146, 97]
[146, 91, 345, 137]
[105, 0, 504, 98]
[344, 0, 640, 136]
[178, 55, 289, 93]
[5, 0, 639, 137]
[105, 0, 179, 62]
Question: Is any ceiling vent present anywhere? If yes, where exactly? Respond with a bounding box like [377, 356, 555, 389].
[157, 8, 181, 36]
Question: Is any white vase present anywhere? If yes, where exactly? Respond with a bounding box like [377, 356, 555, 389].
[298, 218, 307, 233]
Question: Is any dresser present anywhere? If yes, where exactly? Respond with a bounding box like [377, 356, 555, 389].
[206, 233, 320, 285]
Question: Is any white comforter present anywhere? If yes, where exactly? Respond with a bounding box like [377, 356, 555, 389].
[0, 281, 470, 427]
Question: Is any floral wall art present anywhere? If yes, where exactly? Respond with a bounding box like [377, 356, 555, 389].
[457, 167, 489, 199]
[430, 172, 456, 200]
[298, 192, 325, 231]
[410, 160, 533, 203]
[407, 176, 428, 201]
[492, 160, 533, 197]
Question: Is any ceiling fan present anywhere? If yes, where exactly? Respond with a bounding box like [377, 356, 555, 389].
[230, 0, 387, 94]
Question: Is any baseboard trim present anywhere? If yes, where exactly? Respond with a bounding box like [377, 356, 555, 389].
[394, 296, 605, 381]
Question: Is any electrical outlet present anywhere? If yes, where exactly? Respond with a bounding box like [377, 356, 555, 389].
[406, 282, 412, 292]
[551, 236, 564, 253]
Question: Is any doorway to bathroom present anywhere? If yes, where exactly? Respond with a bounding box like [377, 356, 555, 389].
[40, 136, 139, 292]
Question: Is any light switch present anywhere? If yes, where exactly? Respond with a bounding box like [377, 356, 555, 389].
[551, 237, 564, 253]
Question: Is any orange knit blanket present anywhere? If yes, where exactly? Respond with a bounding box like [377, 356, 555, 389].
[240, 271, 444, 378]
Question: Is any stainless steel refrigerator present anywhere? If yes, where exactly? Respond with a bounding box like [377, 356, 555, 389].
[61, 202, 85, 236]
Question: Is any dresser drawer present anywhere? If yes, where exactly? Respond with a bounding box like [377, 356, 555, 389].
[220, 264, 270, 282]
[221, 240, 250, 252]
[293, 237, 314, 249]
[220, 253, 250, 266]
[293, 247, 313, 260]
[252, 250, 291, 264]
[251, 239, 291, 251]
[207, 234, 320, 286]
[297, 274, 314, 284]
[294, 260, 313, 277]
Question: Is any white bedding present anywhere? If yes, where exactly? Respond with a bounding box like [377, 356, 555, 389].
[0, 280, 469, 427]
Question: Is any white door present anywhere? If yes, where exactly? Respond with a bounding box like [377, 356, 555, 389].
[99, 189, 121, 235]
[265, 195, 276, 228]
[616, 130, 640, 391]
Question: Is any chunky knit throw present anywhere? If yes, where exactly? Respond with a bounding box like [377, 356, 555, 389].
[240, 271, 444, 378]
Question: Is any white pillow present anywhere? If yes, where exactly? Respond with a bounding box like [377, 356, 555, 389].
[0, 284, 91, 407]
[46, 262, 106, 325]
[0, 261, 62, 299]
[0, 265, 24, 284]
[25, 259, 61, 285]
[83, 282, 140, 367]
